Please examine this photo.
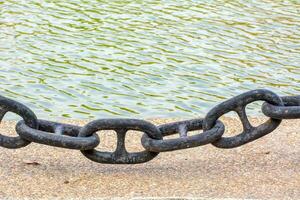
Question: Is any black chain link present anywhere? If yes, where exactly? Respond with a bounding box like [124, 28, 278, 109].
[262, 95, 300, 119]
[0, 89, 298, 164]
[78, 119, 162, 164]
[141, 119, 225, 152]
[0, 96, 38, 149]
[16, 120, 100, 150]
[203, 89, 283, 148]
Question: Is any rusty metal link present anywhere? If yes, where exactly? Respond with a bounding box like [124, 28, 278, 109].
[78, 119, 162, 164]
[0, 89, 298, 165]
[262, 95, 300, 119]
[0, 95, 38, 149]
[141, 119, 225, 152]
[203, 89, 283, 149]
[16, 120, 100, 150]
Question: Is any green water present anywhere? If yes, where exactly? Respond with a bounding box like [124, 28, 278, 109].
[0, 0, 299, 120]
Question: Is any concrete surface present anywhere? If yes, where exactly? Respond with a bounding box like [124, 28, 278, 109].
[0, 117, 299, 199]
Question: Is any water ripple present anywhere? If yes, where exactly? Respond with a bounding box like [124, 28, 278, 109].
[0, 0, 299, 119]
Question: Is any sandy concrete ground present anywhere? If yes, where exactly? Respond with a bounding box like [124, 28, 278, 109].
[0, 117, 299, 199]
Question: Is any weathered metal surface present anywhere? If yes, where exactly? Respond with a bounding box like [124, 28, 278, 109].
[78, 119, 162, 164]
[203, 89, 283, 148]
[16, 120, 100, 150]
[0, 95, 38, 149]
[262, 95, 300, 119]
[0, 89, 298, 165]
[141, 119, 225, 152]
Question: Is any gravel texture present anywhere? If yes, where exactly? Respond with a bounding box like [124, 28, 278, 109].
[0, 117, 299, 199]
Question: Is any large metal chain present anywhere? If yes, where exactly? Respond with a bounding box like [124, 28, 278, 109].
[0, 89, 299, 164]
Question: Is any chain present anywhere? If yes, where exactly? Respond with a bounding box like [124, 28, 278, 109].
[0, 89, 299, 164]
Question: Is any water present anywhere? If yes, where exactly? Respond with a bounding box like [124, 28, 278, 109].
[0, 0, 299, 120]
